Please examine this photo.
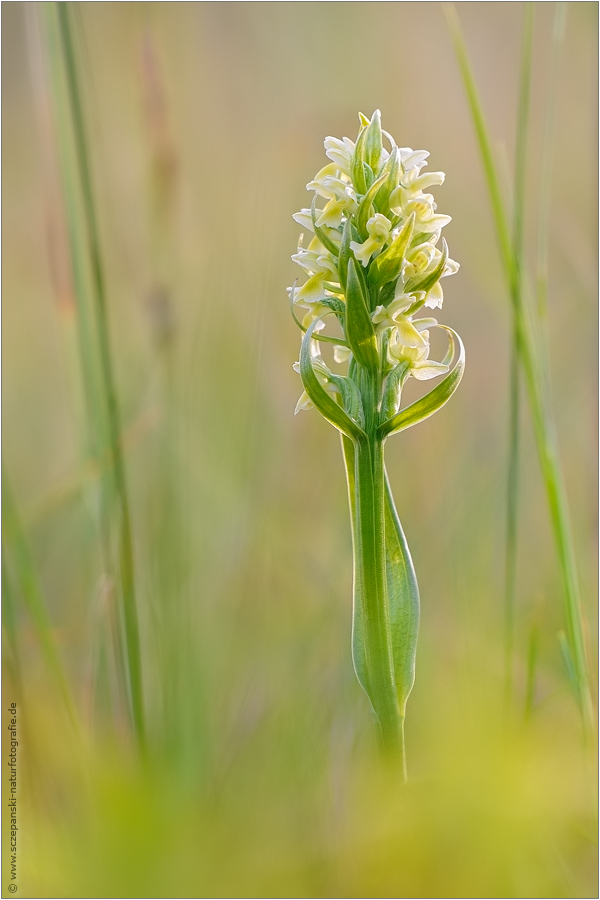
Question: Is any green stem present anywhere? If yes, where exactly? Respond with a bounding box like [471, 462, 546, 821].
[352, 428, 404, 756]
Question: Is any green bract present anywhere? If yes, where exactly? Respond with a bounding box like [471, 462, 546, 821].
[288, 112, 465, 774]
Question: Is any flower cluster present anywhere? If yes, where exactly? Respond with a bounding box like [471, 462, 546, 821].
[289, 111, 459, 417]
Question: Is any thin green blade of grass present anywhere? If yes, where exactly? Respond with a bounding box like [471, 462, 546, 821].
[40, 2, 146, 748]
[56, 1, 145, 748]
[34, 5, 106, 440]
[36, 0, 124, 725]
[523, 4, 567, 726]
[32, 2, 119, 617]
[445, 4, 594, 734]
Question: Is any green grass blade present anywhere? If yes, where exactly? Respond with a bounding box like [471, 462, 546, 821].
[444, 5, 514, 282]
[35, 4, 109, 473]
[446, 4, 594, 732]
[42, 2, 145, 747]
[58, 1, 144, 747]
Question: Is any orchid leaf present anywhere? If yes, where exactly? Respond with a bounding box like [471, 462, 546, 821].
[384, 466, 419, 716]
[351, 124, 368, 194]
[345, 259, 378, 372]
[364, 109, 383, 173]
[299, 319, 365, 440]
[341, 438, 420, 718]
[338, 215, 353, 290]
[374, 147, 400, 216]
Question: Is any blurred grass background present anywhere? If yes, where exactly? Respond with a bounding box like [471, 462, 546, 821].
[2, 2, 597, 897]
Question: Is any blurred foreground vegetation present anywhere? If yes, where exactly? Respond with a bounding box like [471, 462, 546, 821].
[2, 3, 597, 897]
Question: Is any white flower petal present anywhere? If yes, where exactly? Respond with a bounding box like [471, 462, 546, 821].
[296, 272, 326, 304]
[324, 136, 355, 174]
[294, 391, 313, 414]
[371, 304, 388, 325]
[413, 317, 438, 332]
[394, 316, 428, 349]
[393, 285, 418, 307]
[316, 199, 349, 229]
[300, 308, 328, 328]
[411, 361, 449, 381]
[418, 214, 452, 233]
[350, 238, 379, 267]
[317, 254, 339, 277]
[442, 258, 460, 277]
[292, 210, 315, 232]
[424, 282, 443, 309]
[399, 149, 430, 171]
[291, 249, 323, 275]
[306, 163, 339, 199]
[333, 345, 352, 364]
[367, 213, 392, 241]
[411, 171, 445, 191]
[322, 175, 356, 201]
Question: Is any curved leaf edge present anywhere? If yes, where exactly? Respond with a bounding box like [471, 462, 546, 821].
[377, 325, 465, 439]
[299, 318, 366, 441]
